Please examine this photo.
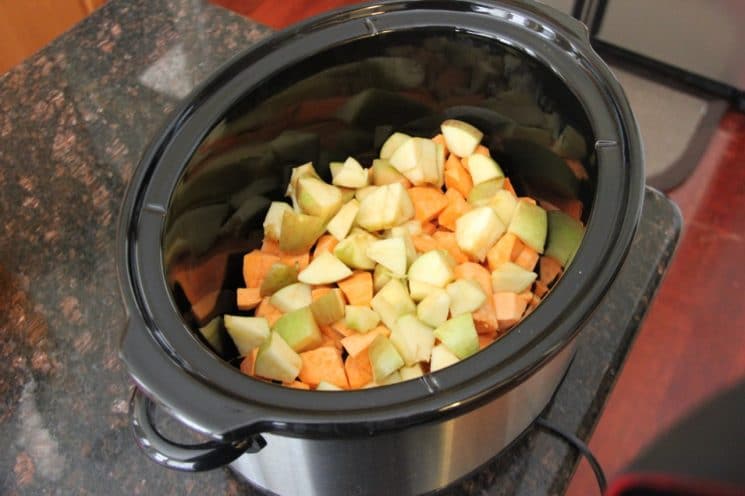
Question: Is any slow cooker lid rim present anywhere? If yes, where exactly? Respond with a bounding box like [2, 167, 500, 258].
[119, 0, 644, 434]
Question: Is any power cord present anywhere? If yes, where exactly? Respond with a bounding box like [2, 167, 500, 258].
[535, 417, 607, 494]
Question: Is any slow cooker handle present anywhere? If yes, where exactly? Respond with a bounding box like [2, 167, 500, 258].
[130, 387, 266, 471]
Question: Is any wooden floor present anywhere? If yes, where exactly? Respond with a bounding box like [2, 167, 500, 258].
[212, 0, 745, 491]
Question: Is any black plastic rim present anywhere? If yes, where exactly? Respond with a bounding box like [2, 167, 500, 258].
[118, 0, 644, 441]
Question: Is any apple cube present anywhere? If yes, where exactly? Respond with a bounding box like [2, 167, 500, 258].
[285, 162, 320, 211]
[297, 177, 343, 220]
[263, 202, 293, 241]
[254, 331, 302, 383]
[368, 335, 405, 383]
[441, 119, 483, 157]
[373, 264, 394, 292]
[371, 159, 410, 186]
[298, 252, 352, 285]
[356, 182, 415, 231]
[380, 132, 411, 159]
[366, 237, 407, 277]
[398, 220, 422, 236]
[377, 370, 402, 386]
[329, 161, 343, 179]
[489, 189, 518, 226]
[545, 210, 585, 266]
[465, 153, 504, 185]
[399, 363, 425, 381]
[224, 315, 270, 356]
[407, 249, 455, 288]
[326, 198, 359, 241]
[430, 343, 460, 372]
[310, 288, 346, 326]
[407, 279, 441, 302]
[417, 289, 451, 328]
[279, 210, 326, 254]
[345, 305, 381, 333]
[389, 314, 435, 365]
[490, 261, 537, 293]
[259, 263, 299, 296]
[272, 306, 323, 353]
[332, 156, 369, 188]
[334, 228, 377, 270]
[433, 313, 479, 359]
[455, 206, 505, 261]
[270, 282, 312, 313]
[370, 279, 416, 329]
[354, 185, 378, 202]
[508, 200, 548, 253]
[467, 178, 504, 206]
[389, 137, 438, 186]
[388, 226, 417, 267]
[446, 279, 486, 316]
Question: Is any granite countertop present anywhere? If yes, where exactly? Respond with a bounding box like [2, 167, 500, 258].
[0, 1, 681, 494]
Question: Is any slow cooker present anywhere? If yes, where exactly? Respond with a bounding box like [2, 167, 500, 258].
[117, 1, 644, 494]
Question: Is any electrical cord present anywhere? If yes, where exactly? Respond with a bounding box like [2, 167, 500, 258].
[535, 417, 607, 494]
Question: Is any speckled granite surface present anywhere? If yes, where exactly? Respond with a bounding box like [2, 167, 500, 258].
[0, 1, 679, 494]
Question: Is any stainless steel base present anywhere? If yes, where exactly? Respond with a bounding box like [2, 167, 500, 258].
[230, 342, 576, 496]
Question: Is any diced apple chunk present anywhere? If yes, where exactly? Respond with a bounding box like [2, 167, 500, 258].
[224, 315, 270, 356]
[465, 154, 504, 185]
[326, 199, 359, 241]
[399, 363, 425, 381]
[508, 200, 547, 253]
[468, 179, 504, 206]
[389, 314, 435, 365]
[408, 249, 455, 288]
[545, 210, 585, 266]
[254, 331, 302, 383]
[370, 279, 416, 330]
[272, 306, 323, 353]
[489, 189, 518, 226]
[345, 305, 380, 333]
[285, 162, 320, 211]
[446, 279, 486, 316]
[270, 282, 312, 312]
[263, 202, 293, 241]
[380, 132, 411, 159]
[332, 156, 369, 188]
[354, 185, 378, 202]
[389, 137, 438, 186]
[455, 206, 505, 261]
[298, 252, 352, 285]
[366, 237, 407, 277]
[279, 211, 326, 254]
[296, 177, 343, 220]
[368, 335, 405, 383]
[490, 261, 537, 293]
[441, 119, 483, 157]
[373, 264, 394, 292]
[433, 313, 479, 359]
[417, 289, 451, 328]
[371, 159, 410, 186]
[259, 263, 298, 296]
[310, 288, 346, 326]
[377, 370, 402, 386]
[430, 343, 460, 372]
[388, 226, 417, 267]
[407, 279, 441, 302]
[356, 183, 415, 231]
[334, 229, 377, 270]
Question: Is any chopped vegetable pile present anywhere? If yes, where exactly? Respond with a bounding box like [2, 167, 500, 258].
[220, 119, 585, 390]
